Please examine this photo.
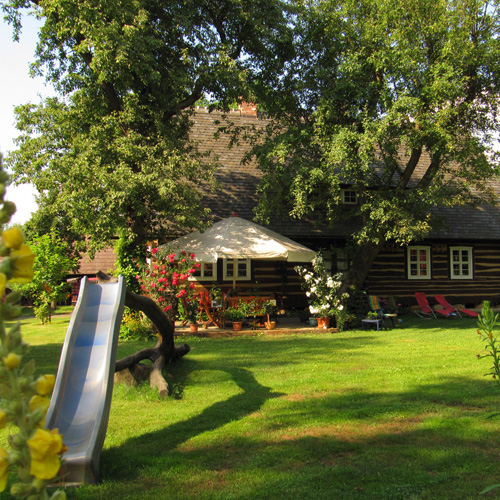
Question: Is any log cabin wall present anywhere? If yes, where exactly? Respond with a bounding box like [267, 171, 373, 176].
[364, 240, 500, 307]
[192, 259, 309, 310]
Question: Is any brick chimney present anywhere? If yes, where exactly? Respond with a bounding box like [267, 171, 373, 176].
[238, 101, 257, 116]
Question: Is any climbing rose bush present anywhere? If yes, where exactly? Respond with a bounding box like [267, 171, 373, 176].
[0, 159, 66, 499]
[136, 247, 200, 324]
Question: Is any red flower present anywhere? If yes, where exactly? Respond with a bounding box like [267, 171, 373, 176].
[153, 264, 159, 270]
[181, 251, 187, 256]
[163, 305, 172, 312]
[190, 253, 195, 259]
[189, 283, 195, 289]
[151, 248, 158, 255]
[176, 290, 186, 298]
[158, 296, 164, 302]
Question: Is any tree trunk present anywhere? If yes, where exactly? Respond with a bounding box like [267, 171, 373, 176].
[344, 240, 384, 292]
[97, 272, 190, 397]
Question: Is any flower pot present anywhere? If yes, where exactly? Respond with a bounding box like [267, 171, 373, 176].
[309, 318, 318, 327]
[316, 317, 330, 329]
[189, 323, 199, 333]
[264, 321, 276, 330]
[232, 321, 243, 331]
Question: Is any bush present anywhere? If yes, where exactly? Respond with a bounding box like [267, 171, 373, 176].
[119, 309, 155, 341]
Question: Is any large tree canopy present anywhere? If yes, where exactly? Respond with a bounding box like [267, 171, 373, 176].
[3, 0, 293, 255]
[252, 0, 500, 288]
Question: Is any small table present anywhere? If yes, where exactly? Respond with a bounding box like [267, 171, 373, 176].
[362, 319, 383, 331]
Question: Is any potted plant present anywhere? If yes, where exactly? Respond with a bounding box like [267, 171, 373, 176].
[295, 253, 349, 330]
[225, 305, 246, 331]
[185, 298, 200, 332]
[261, 300, 278, 330]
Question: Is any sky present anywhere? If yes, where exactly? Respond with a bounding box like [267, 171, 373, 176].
[0, 14, 53, 226]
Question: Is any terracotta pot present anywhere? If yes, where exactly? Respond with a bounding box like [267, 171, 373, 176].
[190, 323, 199, 333]
[232, 321, 243, 331]
[264, 321, 276, 330]
[316, 317, 330, 329]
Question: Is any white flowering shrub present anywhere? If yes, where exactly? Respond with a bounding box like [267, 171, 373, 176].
[295, 254, 349, 320]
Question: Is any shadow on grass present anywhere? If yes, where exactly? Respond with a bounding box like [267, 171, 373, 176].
[102, 361, 285, 480]
[100, 374, 500, 500]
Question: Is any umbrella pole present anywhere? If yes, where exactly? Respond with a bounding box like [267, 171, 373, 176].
[232, 258, 237, 292]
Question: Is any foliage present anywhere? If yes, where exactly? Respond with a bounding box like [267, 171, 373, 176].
[476, 301, 500, 388]
[135, 248, 199, 324]
[295, 254, 349, 319]
[183, 298, 199, 325]
[119, 308, 155, 342]
[252, 0, 500, 290]
[476, 300, 500, 494]
[15, 232, 79, 324]
[113, 232, 147, 295]
[261, 300, 277, 318]
[3, 0, 294, 260]
[224, 301, 249, 322]
[0, 157, 65, 499]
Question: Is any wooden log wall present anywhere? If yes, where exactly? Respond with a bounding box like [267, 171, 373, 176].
[364, 241, 500, 307]
[193, 259, 309, 311]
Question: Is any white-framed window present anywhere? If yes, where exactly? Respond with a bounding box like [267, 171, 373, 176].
[450, 247, 473, 279]
[407, 246, 431, 279]
[191, 262, 218, 281]
[223, 259, 251, 281]
[341, 189, 357, 205]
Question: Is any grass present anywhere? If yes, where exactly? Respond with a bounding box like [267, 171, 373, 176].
[1, 310, 500, 499]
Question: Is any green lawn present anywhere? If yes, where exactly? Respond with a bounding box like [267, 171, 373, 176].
[2, 310, 500, 499]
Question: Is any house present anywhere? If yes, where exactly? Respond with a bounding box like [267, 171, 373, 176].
[74, 104, 500, 309]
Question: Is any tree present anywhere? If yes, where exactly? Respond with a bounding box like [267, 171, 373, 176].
[2, 0, 294, 260]
[18, 232, 79, 323]
[252, 0, 500, 291]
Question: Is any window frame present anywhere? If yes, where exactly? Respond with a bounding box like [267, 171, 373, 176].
[407, 245, 431, 280]
[190, 262, 218, 281]
[223, 258, 252, 281]
[449, 246, 473, 280]
[341, 189, 358, 205]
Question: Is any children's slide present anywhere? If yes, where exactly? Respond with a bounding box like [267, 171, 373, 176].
[45, 276, 126, 485]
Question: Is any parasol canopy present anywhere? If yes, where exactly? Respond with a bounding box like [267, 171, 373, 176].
[168, 217, 316, 264]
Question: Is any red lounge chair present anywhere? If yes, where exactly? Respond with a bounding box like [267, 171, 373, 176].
[434, 295, 478, 318]
[414, 292, 454, 318]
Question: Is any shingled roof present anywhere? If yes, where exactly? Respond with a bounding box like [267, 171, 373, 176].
[190, 106, 500, 243]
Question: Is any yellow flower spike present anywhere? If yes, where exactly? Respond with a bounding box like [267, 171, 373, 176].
[0, 447, 8, 492]
[35, 374, 55, 397]
[10, 244, 35, 284]
[0, 273, 6, 297]
[2, 227, 25, 250]
[27, 428, 65, 480]
[29, 395, 50, 428]
[4, 352, 21, 370]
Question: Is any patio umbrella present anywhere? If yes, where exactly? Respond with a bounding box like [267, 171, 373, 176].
[167, 217, 316, 288]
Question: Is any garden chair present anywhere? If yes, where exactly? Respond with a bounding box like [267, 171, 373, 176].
[368, 295, 397, 328]
[414, 292, 453, 318]
[434, 295, 478, 318]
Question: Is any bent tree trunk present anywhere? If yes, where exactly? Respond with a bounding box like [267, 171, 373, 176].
[97, 272, 190, 397]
